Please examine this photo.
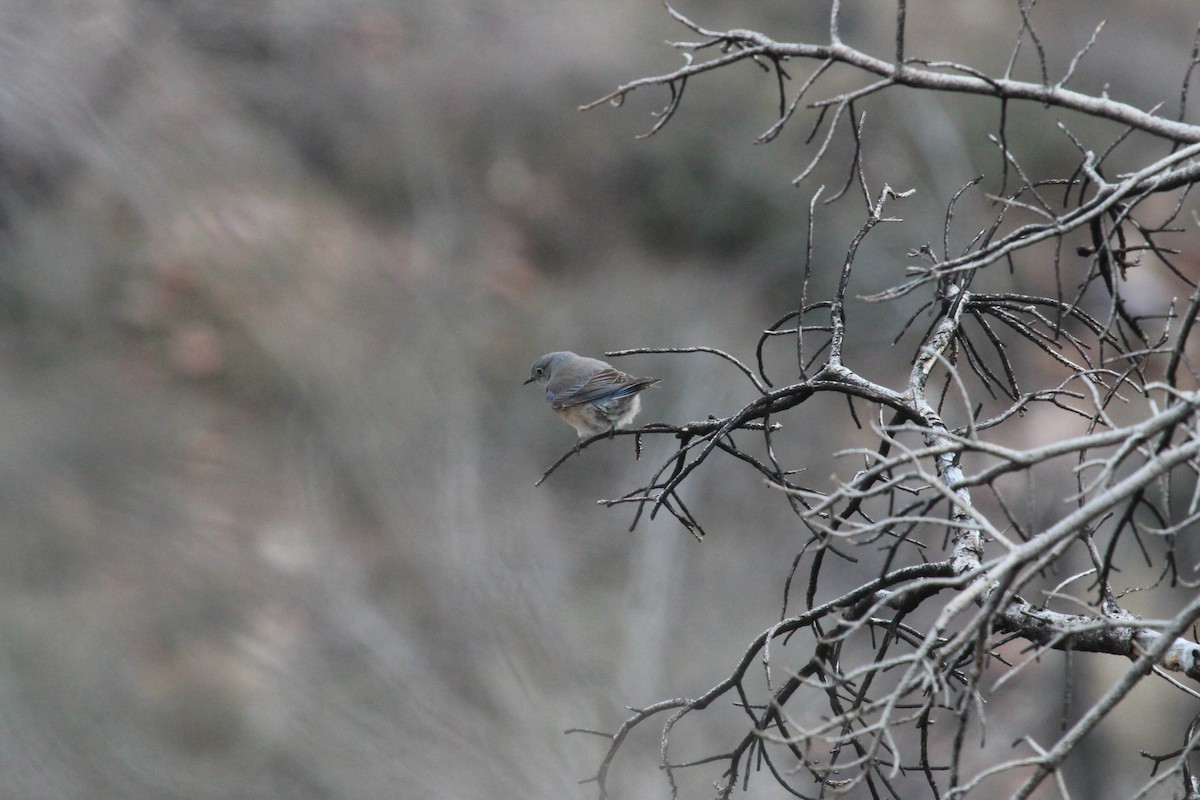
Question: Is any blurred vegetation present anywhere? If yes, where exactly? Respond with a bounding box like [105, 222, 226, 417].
[0, 1, 1195, 798]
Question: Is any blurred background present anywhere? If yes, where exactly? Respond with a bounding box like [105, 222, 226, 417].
[0, 1, 1197, 798]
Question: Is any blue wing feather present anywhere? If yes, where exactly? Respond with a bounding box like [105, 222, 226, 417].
[551, 368, 659, 409]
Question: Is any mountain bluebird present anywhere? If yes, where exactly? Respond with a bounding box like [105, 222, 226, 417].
[524, 351, 660, 437]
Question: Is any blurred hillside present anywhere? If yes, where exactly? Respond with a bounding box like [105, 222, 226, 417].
[0, 1, 1196, 798]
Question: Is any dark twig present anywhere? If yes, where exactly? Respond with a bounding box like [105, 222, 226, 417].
[568, 5, 1200, 799]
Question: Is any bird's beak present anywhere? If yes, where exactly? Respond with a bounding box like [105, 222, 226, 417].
[523, 376, 535, 385]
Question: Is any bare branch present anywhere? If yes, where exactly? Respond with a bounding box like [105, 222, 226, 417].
[567, 7, 1200, 797]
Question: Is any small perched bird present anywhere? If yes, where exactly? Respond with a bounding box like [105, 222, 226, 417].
[524, 351, 660, 437]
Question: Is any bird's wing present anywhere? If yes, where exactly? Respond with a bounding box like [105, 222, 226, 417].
[550, 368, 659, 409]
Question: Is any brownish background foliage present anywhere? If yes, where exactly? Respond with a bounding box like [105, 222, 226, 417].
[0, 2, 1195, 798]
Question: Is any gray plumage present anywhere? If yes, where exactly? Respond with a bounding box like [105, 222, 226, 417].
[524, 351, 660, 436]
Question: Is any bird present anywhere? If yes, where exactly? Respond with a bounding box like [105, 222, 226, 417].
[524, 351, 660, 437]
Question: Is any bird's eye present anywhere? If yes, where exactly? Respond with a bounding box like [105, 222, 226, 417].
[535, 367, 544, 375]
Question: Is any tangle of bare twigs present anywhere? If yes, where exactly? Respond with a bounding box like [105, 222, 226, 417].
[543, 3, 1200, 798]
